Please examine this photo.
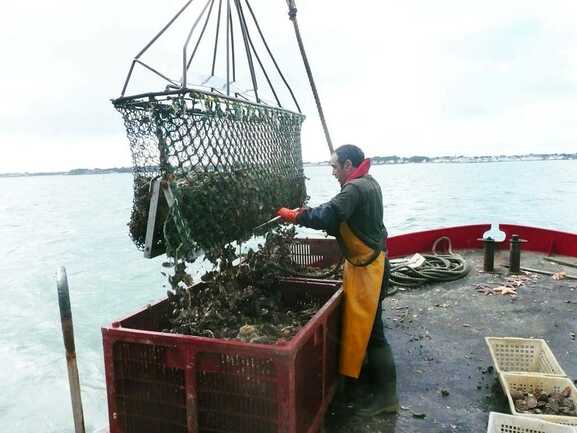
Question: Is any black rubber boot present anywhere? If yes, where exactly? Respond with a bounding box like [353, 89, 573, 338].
[356, 344, 400, 417]
[332, 375, 355, 409]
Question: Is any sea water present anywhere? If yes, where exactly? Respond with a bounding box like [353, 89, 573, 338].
[1, 160, 576, 432]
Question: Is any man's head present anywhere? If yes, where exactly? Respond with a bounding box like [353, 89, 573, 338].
[330, 144, 365, 185]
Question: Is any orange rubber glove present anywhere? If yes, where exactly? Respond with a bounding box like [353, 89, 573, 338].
[276, 207, 301, 223]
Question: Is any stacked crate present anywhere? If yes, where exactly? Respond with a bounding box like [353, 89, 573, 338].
[485, 337, 577, 429]
[486, 412, 576, 433]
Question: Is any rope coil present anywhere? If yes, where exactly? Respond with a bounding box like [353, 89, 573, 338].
[389, 236, 470, 287]
[389, 254, 471, 288]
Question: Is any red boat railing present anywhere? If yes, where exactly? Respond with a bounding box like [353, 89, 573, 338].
[387, 224, 577, 258]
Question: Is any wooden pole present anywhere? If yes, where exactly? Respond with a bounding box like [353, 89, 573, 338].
[57, 267, 86, 433]
[286, 0, 334, 154]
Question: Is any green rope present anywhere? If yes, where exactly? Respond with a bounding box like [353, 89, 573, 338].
[389, 254, 471, 288]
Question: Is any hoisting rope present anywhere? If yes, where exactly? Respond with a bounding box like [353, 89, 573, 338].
[286, 0, 334, 153]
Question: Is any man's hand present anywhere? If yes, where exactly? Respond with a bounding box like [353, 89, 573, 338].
[276, 207, 301, 223]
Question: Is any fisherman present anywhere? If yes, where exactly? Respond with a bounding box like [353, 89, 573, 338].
[276, 144, 399, 416]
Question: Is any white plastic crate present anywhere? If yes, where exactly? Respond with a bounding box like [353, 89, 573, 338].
[487, 412, 577, 433]
[499, 373, 577, 427]
[486, 337, 566, 377]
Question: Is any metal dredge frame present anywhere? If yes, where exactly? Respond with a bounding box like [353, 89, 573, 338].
[119, 0, 301, 111]
[113, 0, 310, 258]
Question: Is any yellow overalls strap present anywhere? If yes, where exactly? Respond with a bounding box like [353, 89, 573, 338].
[338, 222, 385, 378]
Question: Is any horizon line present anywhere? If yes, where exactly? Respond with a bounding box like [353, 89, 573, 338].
[1, 152, 576, 177]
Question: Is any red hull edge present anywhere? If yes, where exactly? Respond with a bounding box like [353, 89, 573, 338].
[388, 224, 577, 258]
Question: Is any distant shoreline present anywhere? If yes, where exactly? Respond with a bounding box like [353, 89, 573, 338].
[0, 167, 133, 178]
[304, 153, 577, 167]
[1, 153, 576, 178]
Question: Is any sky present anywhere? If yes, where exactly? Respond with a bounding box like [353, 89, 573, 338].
[1, 0, 577, 173]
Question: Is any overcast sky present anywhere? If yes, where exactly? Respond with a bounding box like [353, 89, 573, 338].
[2, 0, 577, 173]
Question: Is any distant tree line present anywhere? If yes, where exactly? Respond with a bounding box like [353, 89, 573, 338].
[369, 153, 577, 164]
[68, 167, 133, 175]
[0, 166, 133, 178]
[3, 153, 577, 177]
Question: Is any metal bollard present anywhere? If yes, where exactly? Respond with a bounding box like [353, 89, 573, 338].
[509, 235, 527, 274]
[57, 267, 86, 433]
[482, 237, 497, 272]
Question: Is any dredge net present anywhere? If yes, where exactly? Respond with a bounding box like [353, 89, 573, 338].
[114, 89, 307, 258]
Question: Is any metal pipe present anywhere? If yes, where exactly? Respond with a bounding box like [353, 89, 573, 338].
[244, 0, 302, 113]
[120, 60, 137, 98]
[186, 0, 217, 71]
[112, 88, 303, 117]
[137, 0, 195, 59]
[509, 235, 527, 274]
[482, 237, 496, 272]
[211, 0, 224, 76]
[134, 60, 179, 87]
[226, 0, 231, 96]
[229, 3, 236, 81]
[183, 0, 214, 89]
[234, 0, 259, 102]
[121, 0, 196, 96]
[57, 267, 86, 433]
[286, 0, 333, 153]
[240, 3, 281, 107]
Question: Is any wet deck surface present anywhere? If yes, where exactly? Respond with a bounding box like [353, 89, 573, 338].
[324, 250, 577, 433]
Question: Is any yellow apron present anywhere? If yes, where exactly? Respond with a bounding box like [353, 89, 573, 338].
[338, 222, 385, 378]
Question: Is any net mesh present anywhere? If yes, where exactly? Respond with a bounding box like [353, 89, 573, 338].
[114, 89, 307, 257]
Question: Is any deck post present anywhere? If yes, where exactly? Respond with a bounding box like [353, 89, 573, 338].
[509, 235, 527, 274]
[57, 267, 86, 433]
[482, 237, 496, 272]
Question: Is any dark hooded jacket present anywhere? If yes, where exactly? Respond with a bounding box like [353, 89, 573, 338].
[296, 174, 387, 256]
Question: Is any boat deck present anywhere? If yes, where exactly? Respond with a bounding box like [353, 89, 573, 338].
[325, 249, 577, 433]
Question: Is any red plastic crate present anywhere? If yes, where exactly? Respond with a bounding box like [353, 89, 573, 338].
[102, 278, 342, 433]
[290, 238, 341, 268]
